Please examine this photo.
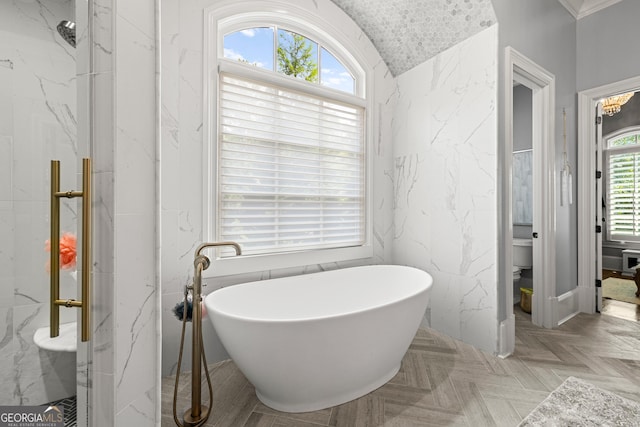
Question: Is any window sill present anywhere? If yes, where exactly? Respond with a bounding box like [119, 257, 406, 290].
[205, 244, 373, 278]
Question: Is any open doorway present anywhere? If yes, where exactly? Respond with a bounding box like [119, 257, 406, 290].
[500, 47, 557, 356]
[578, 76, 640, 319]
[579, 84, 640, 322]
[512, 85, 534, 318]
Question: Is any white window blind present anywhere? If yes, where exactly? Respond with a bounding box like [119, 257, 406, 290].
[607, 151, 640, 240]
[217, 73, 365, 256]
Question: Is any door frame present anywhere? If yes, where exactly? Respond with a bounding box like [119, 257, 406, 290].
[577, 75, 640, 313]
[501, 47, 556, 356]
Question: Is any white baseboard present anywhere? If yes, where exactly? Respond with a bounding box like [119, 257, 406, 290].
[578, 284, 596, 314]
[498, 314, 515, 358]
[553, 288, 580, 325]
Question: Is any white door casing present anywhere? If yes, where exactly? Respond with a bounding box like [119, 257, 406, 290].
[596, 102, 603, 312]
[577, 76, 640, 313]
[500, 47, 557, 357]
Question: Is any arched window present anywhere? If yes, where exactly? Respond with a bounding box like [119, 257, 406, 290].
[205, 6, 371, 274]
[604, 127, 640, 240]
[223, 27, 356, 94]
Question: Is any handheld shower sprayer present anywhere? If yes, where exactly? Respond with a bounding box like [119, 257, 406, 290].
[172, 242, 241, 427]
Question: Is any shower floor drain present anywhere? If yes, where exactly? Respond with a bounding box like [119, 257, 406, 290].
[45, 395, 77, 427]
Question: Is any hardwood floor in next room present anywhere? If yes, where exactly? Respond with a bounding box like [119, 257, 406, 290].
[162, 308, 640, 426]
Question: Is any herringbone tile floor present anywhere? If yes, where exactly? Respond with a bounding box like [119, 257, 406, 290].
[162, 307, 640, 426]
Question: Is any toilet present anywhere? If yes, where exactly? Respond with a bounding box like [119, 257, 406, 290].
[513, 238, 533, 301]
[512, 265, 522, 282]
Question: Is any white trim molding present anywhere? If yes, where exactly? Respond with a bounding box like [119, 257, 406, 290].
[501, 47, 556, 356]
[498, 315, 515, 358]
[553, 288, 581, 325]
[557, 0, 622, 19]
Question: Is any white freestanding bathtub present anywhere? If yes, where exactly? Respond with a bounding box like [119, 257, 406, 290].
[204, 264, 433, 413]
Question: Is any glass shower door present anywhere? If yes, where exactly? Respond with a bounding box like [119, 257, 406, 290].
[0, 1, 90, 425]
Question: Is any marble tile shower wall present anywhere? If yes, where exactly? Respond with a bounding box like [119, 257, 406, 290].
[391, 25, 499, 354]
[160, 0, 396, 376]
[0, 0, 78, 406]
[88, 0, 159, 425]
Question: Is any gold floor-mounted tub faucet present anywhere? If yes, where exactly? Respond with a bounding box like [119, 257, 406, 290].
[173, 241, 242, 427]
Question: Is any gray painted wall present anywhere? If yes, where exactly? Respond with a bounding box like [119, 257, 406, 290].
[577, 0, 640, 279]
[492, 0, 578, 322]
[513, 85, 533, 152]
[577, 0, 640, 91]
[513, 85, 533, 240]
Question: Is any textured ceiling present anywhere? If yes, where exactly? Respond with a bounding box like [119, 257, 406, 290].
[330, 0, 496, 76]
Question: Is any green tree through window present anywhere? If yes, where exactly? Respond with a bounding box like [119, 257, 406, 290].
[277, 30, 318, 82]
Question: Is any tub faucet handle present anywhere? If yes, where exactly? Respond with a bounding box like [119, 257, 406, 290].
[194, 254, 211, 271]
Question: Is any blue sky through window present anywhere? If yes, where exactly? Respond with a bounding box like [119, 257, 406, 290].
[223, 27, 355, 94]
[321, 47, 354, 94]
[223, 27, 274, 70]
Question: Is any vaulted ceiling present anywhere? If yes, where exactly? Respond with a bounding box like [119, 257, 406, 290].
[331, 0, 622, 77]
[330, 0, 496, 76]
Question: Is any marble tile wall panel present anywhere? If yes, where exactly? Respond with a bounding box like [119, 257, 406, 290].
[89, 69, 116, 427]
[391, 25, 499, 354]
[112, 0, 158, 424]
[83, 0, 160, 423]
[160, 0, 395, 376]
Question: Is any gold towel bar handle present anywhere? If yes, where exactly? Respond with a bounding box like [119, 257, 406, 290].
[50, 158, 92, 342]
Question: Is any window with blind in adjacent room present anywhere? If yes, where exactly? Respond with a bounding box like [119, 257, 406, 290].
[605, 128, 640, 241]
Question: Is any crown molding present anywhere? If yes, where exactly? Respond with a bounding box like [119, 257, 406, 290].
[557, 0, 623, 20]
[578, 0, 622, 19]
[557, 0, 581, 18]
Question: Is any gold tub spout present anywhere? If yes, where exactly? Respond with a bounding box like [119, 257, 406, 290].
[195, 241, 242, 258]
